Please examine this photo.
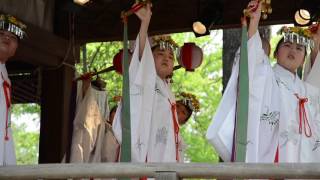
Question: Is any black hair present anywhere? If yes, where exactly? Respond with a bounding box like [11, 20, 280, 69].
[273, 37, 307, 59]
[151, 45, 160, 52]
[273, 37, 284, 59]
[177, 100, 192, 123]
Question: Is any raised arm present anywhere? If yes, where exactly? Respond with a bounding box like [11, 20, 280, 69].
[134, 3, 152, 59]
[247, 0, 262, 39]
[310, 25, 320, 67]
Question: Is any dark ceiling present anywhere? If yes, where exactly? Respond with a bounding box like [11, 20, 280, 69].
[54, 0, 313, 43]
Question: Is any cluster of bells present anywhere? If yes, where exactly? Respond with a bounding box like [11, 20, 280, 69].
[113, 43, 203, 75]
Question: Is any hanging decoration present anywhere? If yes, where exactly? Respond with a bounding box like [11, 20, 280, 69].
[113, 49, 132, 75]
[178, 43, 203, 71]
[243, 0, 272, 20]
[278, 26, 314, 48]
[309, 23, 320, 34]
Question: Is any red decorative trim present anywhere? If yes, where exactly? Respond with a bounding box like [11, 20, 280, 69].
[1, 73, 11, 141]
[168, 99, 180, 162]
[295, 94, 312, 137]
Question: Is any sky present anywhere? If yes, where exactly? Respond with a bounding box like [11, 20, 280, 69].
[12, 113, 40, 132]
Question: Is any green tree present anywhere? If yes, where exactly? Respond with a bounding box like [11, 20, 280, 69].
[12, 121, 39, 165]
[171, 32, 222, 162]
[11, 103, 40, 116]
[11, 104, 40, 164]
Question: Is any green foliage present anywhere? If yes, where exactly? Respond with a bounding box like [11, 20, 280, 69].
[11, 103, 40, 117]
[269, 34, 282, 63]
[12, 122, 39, 165]
[78, 41, 124, 109]
[11, 104, 40, 164]
[171, 32, 222, 162]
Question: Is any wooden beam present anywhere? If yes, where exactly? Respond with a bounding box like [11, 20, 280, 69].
[13, 81, 36, 94]
[13, 84, 39, 102]
[0, 163, 320, 179]
[12, 94, 29, 104]
[11, 20, 78, 66]
[155, 172, 178, 180]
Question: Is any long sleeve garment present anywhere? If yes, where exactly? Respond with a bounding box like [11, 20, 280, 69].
[207, 31, 320, 162]
[113, 35, 179, 163]
[101, 122, 120, 162]
[70, 82, 108, 163]
[0, 63, 16, 165]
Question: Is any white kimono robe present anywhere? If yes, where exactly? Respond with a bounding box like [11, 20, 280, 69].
[113, 35, 179, 163]
[304, 53, 320, 90]
[70, 82, 108, 163]
[178, 134, 187, 162]
[0, 63, 16, 165]
[101, 122, 120, 162]
[207, 32, 320, 163]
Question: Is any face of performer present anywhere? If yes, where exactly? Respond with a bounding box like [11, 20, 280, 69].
[176, 101, 192, 125]
[0, 30, 18, 63]
[274, 38, 306, 74]
[152, 46, 174, 80]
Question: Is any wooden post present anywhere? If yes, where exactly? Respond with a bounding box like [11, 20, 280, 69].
[222, 28, 241, 92]
[39, 65, 75, 163]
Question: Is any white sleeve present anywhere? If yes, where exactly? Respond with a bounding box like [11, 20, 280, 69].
[305, 52, 320, 89]
[206, 51, 239, 162]
[129, 34, 156, 87]
[247, 31, 266, 84]
[112, 102, 122, 144]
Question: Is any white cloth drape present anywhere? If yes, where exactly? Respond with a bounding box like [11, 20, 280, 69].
[101, 122, 120, 162]
[70, 82, 109, 163]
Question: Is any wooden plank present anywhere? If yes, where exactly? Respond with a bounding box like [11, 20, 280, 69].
[155, 172, 178, 180]
[13, 43, 61, 67]
[0, 163, 320, 179]
[12, 81, 36, 94]
[11, 93, 30, 104]
[11, 84, 38, 101]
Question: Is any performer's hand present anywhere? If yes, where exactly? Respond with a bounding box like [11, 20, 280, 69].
[134, 2, 152, 59]
[247, 0, 262, 38]
[247, 0, 262, 23]
[134, 2, 152, 24]
[113, 95, 122, 102]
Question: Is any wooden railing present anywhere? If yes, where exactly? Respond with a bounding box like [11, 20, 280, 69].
[0, 163, 320, 179]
